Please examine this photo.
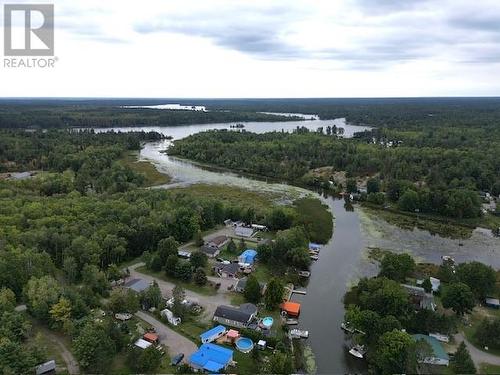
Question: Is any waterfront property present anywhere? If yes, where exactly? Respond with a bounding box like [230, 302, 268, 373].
[189, 343, 234, 373]
[402, 284, 436, 311]
[234, 277, 266, 293]
[309, 242, 322, 251]
[417, 277, 441, 293]
[238, 249, 258, 265]
[213, 303, 258, 328]
[281, 301, 301, 317]
[412, 334, 450, 366]
[200, 325, 227, 344]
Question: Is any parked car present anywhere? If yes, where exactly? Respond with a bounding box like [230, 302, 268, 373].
[171, 353, 184, 366]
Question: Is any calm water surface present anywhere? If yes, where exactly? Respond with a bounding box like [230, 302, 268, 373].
[94, 117, 499, 374]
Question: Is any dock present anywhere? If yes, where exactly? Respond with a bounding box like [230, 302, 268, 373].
[290, 329, 309, 339]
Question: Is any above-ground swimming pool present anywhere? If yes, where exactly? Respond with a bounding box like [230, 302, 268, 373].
[235, 337, 254, 353]
[261, 316, 274, 328]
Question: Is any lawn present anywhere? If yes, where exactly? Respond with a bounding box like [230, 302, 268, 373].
[119, 151, 171, 186]
[136, 265, 217, 296]
[480, 363, 500, 374]
[294, 197, 333, 244]
[463, 307, 500, 357]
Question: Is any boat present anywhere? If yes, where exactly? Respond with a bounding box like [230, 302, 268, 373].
[286, 319, 299, 325]
[348, 344, 366, 359]
[298, 271, 311, 278]
[310, 255, 319, 261]
[290, 329, 309, 339]
[341, 322, 355, 334]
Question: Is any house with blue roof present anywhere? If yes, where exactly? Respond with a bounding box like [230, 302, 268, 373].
[189, 343, 234, 373]
[200, 325, 227, 344]
[238, 249, 257, 265]
[412, 334, 449, 366]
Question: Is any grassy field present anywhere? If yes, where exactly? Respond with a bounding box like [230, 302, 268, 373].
[119, 151, 171, 186]
[170, 184, 278, 214]
[361, 203, 489, 239]
[294, 197, 333, 244]
[136, 265, 217, 296]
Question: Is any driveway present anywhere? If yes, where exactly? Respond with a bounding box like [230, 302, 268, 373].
[135, 311, 197, 361]
[454, 333, 500, 367]
[127, 263, 235, 320]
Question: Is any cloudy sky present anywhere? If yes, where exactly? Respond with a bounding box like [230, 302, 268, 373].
[1, 0, 500, 97]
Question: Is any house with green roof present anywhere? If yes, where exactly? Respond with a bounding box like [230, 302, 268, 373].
[412, 334, 450, 367]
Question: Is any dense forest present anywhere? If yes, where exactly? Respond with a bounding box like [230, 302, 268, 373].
[0, 104, 298, 129]
[169, 127, 499, 219]
[0, 129, 323, 373]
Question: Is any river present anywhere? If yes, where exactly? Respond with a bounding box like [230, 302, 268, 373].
[95, 115, 499, 374]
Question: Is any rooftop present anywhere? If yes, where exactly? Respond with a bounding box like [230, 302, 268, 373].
[214, 303, 257, 323]
[281, 301, 301, 315]
[189, 343, 233, 372]
[412, 334, 449, 361]
[124, 278, 150, 293]
[200, 325, 226, 342]
[215, 262, 240, 275]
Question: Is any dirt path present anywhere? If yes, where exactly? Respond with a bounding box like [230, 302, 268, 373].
[135, 311, 197, 361]
[454, 333, 500, 367]
[44, 330, 80, 374]
[127, 262, 236, 320]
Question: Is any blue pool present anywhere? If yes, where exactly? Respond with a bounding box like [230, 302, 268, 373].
[262, 316, 274, 328]
[235, 337, 254, 353]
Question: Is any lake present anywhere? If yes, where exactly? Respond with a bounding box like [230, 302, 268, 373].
[94, 116, 499, 374]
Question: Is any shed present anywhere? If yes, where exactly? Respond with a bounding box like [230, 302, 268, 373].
[36, 360, 56, 375]
[189, 343, 234, 372]
[281, 301, 301, 317]
[485, 297, 500, 309]
[143, 332, 159, 344]
[257, 340, 267, 350]
[134, 338, 153, 350]
[200, 325, 227, 344]
[238, 249, 257, 265]
[226, 329, 240, 342]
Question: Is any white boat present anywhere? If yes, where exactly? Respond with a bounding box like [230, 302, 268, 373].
[349, 345, 366, 359]
[290, 329, 309, 338]
[286, 319, 299, 325]
[310, 255, 319, 261]
[298, 271, 311, 278]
